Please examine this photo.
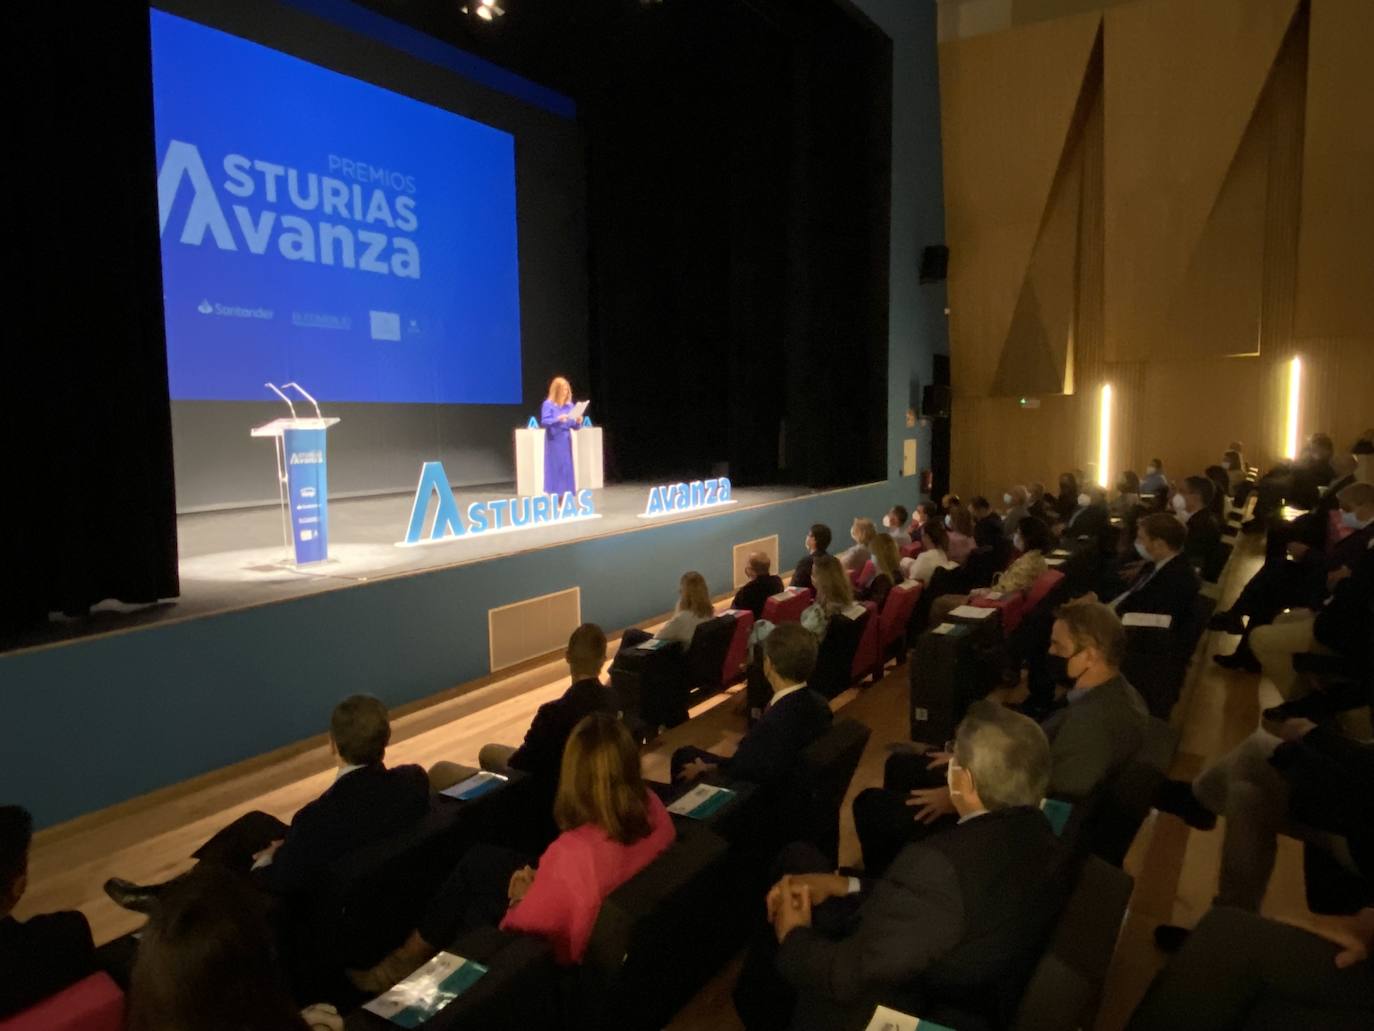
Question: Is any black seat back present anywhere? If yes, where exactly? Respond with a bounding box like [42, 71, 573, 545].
[810, 610, 871, 699]
[575, 822, 732, 1031]
[1011, 857, 1133, 1031]
[784, 717, 871, 864]
[683, 613, 739, 696]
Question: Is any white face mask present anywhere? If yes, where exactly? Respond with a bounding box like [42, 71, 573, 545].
[1341, 510, 1373, 530]
[1077, 492, 1091, 507]
[944, 515, 953, 529]
[1171, 493, 1187, 512]
[1003, 493, 1013, 505]
[1135, 539, 1152, 561]
[946, 757, 963, 799]
[1013, 534, 1025, 552]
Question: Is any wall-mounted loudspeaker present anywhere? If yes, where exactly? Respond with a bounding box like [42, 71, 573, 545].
[922, 384, 952, 419]
[919, 245, 949, 283]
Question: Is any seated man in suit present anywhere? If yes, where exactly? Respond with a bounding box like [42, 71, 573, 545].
[104, 695, 431, 911]
[477, 623, 618, 792]
[734, 702, 1071, 1031]
[791, 523, 832, 592]
[733, 553, 787, 619]
[0, 806, 97, 1018]
[1104, 513, 1200, 625]
[970, 495, 1004, 550]
[1213, 482, 1374, 671]
[854, 600, 1147, 874]
[672, 623, 832, 787]
[1058, 484, 1111, 546]
[1175, 475, 1223, 575]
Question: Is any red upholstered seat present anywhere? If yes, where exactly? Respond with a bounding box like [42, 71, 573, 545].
[720, 609, 755, 685]
[761, 587, 813, 624]
[971, 590, 1028, 635]
[899, 540, 923, 560]
[0, 973, 125, 1031]
[850, 601, 882, 684]
[1023, 569, 1066, 614]
[877, 580, 922, 664]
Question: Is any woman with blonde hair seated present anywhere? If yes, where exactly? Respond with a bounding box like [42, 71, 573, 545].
[619, 570, 714, 653]
[860, 532, 904, 611]
[839, 517, 878, 584]
[748, 554, 863, 648]
[928, 515, 1053, 626]
[352, 713, 675, 989]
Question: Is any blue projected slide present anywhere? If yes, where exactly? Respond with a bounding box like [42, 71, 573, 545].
[150, 10, 522, 404]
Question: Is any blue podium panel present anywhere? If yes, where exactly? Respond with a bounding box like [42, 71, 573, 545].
[284, 426, 329, 564]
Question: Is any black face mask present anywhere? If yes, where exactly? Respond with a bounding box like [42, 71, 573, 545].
[1045, 654, 1074, 687]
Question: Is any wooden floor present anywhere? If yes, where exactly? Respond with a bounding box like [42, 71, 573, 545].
[20, 539, 1351, 1029]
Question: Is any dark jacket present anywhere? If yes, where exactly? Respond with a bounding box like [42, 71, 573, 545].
[1027, 499, 1053, 524]
[1183, 509, 1223, 574]
[777, 806, 1070, 1031]
[1113, 553, 1200, 625]
[261, 761, 430, 894]
[1039, 674, 1150, 800]
[723, 686, 832, 785]
[859, 572, 895, 612]
[1063, 503, 1111, 543]
[1313, 542, 1374, 658]
[792, 550, 827, 592]
[0, 911, 96, 1018]
[973, 513, 1004, 550]
[509, 677, 619, 789]
[732, 574, 787, 619]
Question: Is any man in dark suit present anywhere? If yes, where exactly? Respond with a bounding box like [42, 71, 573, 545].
[733, 553, 787, 619]
[853, 601, 1146, 874]
[734, 702, 1070, 1031]
[969, 496, 1004, 550]
[791, 524, 832, 592]
[1107, 513, 1200, 624]
[1059, 485, 1112, 545]
[104, 695, 431, 910]
[672, 623, 832, 786]
[1176, 476, 1223, 576]
[1026, 482, 1052, 525]
[0, 806, 97, 1018]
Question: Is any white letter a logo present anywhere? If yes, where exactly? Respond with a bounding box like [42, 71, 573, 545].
[157, 140, 236, 250]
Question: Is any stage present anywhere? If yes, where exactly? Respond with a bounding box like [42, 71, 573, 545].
[16, 481, 815, 650]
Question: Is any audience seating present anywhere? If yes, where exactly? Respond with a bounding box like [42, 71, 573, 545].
[612, 612, 747, 734]
[1121, 593, 1216, 719]
[808, 608, 873, 699]
[900, 540, 923, 559]
[849, 600, 883, 685]
[682, 613, 747, 704]
[971, 588, 1028, 635]
[760, 586, 812, 624]
[1007, 857, 1134, 1031]
[783, 717, 872, 865]
[1022, 568, 1066, 613]
[718, 608, 755, 687]
[573, 821, 733, 1031]
[877, 580, 923, 666]
[0, 973, 124, 1031]
[343, 925, 558, 1031]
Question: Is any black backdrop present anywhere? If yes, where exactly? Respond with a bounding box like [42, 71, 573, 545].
[5, 6, 179, 640]
[3, 0, 893, 637]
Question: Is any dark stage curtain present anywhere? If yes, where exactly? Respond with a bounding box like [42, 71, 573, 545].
[4, 5, 179, 641]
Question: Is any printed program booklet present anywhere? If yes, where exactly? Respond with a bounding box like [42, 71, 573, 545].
[439, 770, 508, 802]
[667, 782, 737, 819]
[363, 951, 488, 1028]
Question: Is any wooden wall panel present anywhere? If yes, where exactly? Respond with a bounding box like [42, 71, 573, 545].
[1295, 0, 1374, 340]
[939, 12, 1102, 399]
[1103, 0, 1298, 362]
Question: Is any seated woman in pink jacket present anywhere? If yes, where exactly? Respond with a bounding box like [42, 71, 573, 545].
[351, 713, 675, 990]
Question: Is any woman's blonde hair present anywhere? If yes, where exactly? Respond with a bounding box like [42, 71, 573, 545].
[850, 517, 877, 547]
[810, 553, 854, 610]
[553, 713, 652, 845]
[677, 571, 714, 618]
[870, 532, 900, 580]
[546, 376, 572, 405]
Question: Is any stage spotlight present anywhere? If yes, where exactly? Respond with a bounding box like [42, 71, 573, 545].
[459, 0, 505, 21]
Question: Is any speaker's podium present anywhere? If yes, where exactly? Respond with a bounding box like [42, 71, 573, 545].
[514, 420, 604, 496]
[251, 383, 339, 565]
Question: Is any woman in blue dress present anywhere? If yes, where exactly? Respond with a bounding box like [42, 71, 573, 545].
[540, 376, 578, 496]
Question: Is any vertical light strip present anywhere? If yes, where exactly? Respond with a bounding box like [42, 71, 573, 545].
[1284, 356, 1302, 459]
[1098, 383, 1113, 488]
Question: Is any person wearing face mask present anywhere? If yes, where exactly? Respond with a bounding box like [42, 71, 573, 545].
[1175, 476, 1223, 576]
[882, 505, 912, 549]
[1098, 514, 1200, 624]
[1140, 459, 1167, 496]
[852, 601, 1146, 875]
[927, 517, 1052, 627]
[1059, 484, 1111, 544]
[735, 703, 1070, 1031]
[1212, 483, 1374, 672]
[969, 496, 1004, 549]
[790, 523, 831, 592]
